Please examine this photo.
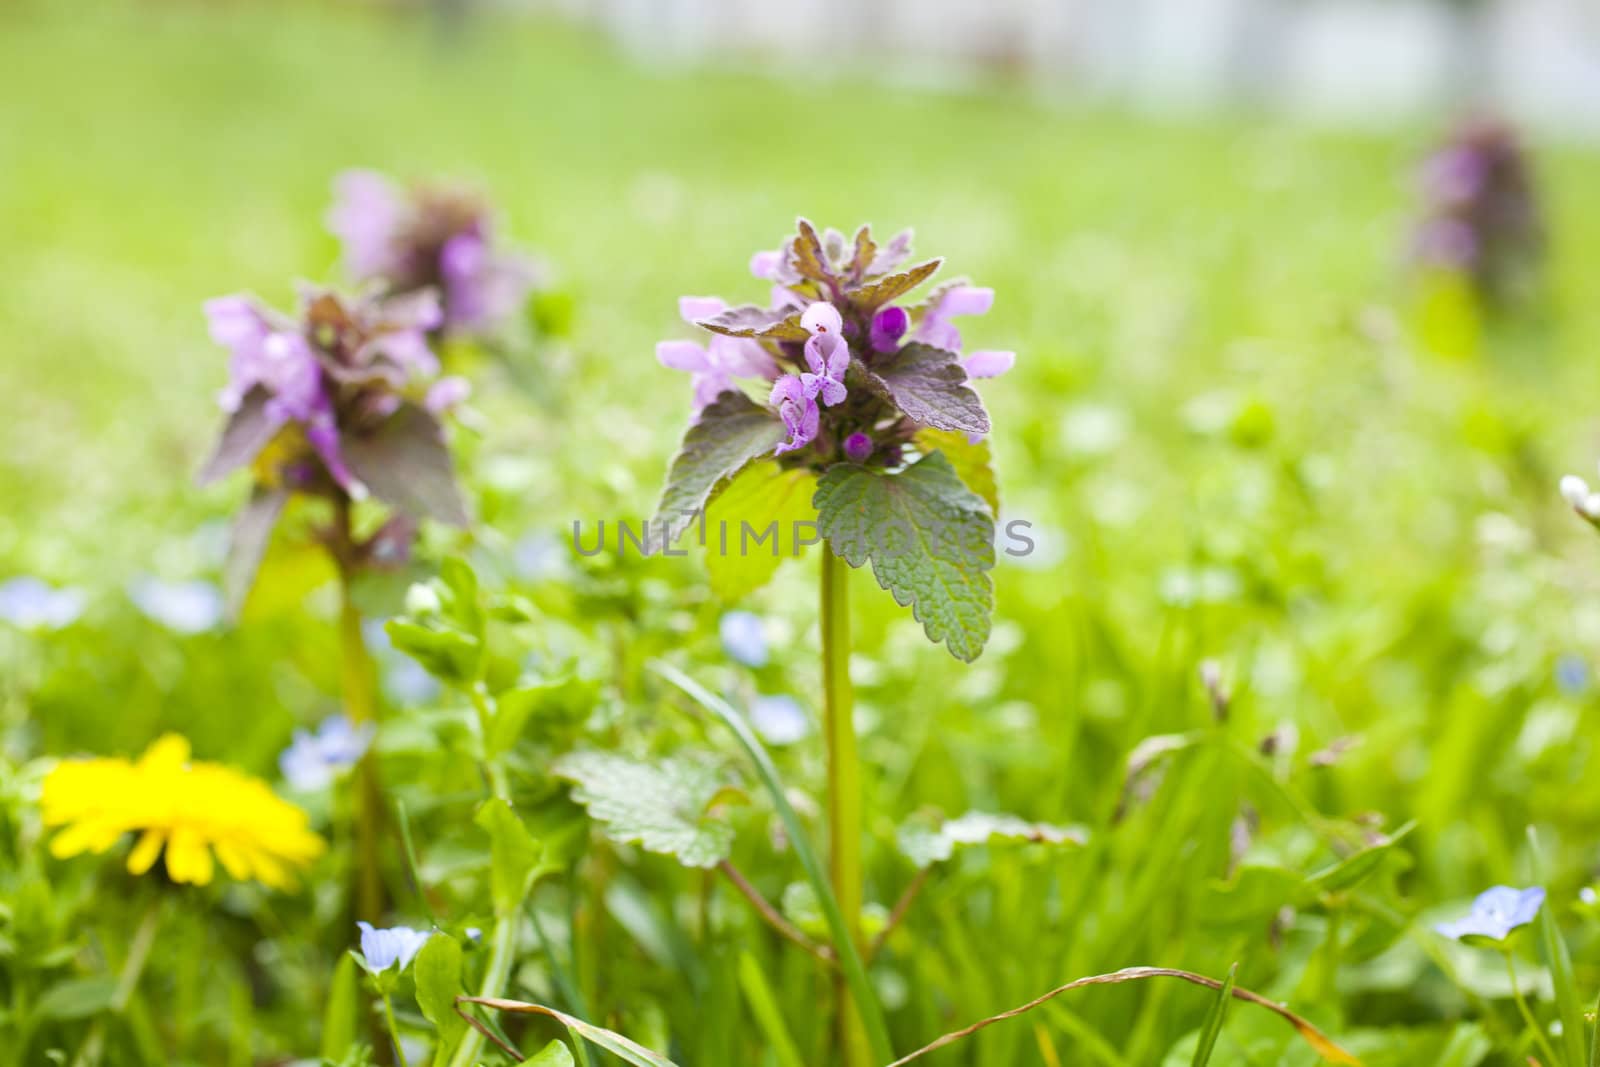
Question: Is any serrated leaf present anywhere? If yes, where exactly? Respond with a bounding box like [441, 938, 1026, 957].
[848, 258, 941, 313]
[652, 392, 786, 547]
[224, 485, 287, 619]
[554, 752, 735, 869]
[868, 229, 913, 276]
[474, 799, 542, 916]
[790, 218, 832, 285]
[696, 305, 808, 343]
[414, 934, 467, 1055]
[862, 342, 990, 436]
[196, 387, 279, 486]
[912, 428, 998, 514]
[343, 402, 469, 527]
[704, 461, 819, 600]
[897, 811, 1087, 868]
[814, 451, 995, 661]
[846, 225, 877, 282]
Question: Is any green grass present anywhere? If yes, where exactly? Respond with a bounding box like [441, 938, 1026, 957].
[6, 2, 1600, 1065]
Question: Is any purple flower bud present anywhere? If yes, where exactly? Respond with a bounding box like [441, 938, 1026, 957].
[843, 432, 873, 463]
[771, 375, 821, 454]
[425, 375, 472, 415]
[869, 306, 910, 353]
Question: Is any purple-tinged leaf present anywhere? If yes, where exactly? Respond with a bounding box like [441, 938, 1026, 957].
[847, 225, 877, 282]
[790, 219, 833, 286]
[652, 391, 786, 548]
[197, 387, 280, 486]
[868, 229, 914, 276]
[848, 259, 942, 313]
[697, 305, 808, 343]
[343, 403, 469, 527]
[224, 484, 288, 618]
[862, 342, 990, 436]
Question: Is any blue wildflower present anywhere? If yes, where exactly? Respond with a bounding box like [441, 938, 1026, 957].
[749, 695, 810, 745]
[720, 611, 769, 668]
[280, 715, 376, 791]
[1435, 885, 1545, 945]
[0, 577, 85, 630]
[1556, 653, 1588, 696]
[357, 922, 431, 972]
[128, 578, 224, 635]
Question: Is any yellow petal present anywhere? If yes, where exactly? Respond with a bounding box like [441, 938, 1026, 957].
[126, 829, 166, 876]
[166, 829, 214, 886]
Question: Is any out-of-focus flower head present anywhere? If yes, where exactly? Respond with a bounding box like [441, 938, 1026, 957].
[1434, 885, 1545, 946]
[41, 734, 325, 889]
[719, 610, 769, 668]
[279, 715, 375, 791]
[749, 694, 810, 745]
[328, 169, 537, 340]
[0, 577, 85, 631]
[1413, 117, 1544, 306]
[356, 921, 432, 973]
[128, 577, 224, 635]
[656, 219, 1015, 466]
[199, 285, 470, 614]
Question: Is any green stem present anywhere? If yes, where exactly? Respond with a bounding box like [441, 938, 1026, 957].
[71, 899, 162, 1067]
[381, 992, 411, 1067]
[447, 912, 519, 1067]
[1505, 950, 1562, 1067]
[339, 570, 387, 925]
[821, 551, 871, 1067]
[468, 682, 510, 800]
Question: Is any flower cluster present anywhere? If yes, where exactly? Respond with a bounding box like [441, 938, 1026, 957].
[657, 220, 1013, 465]
[42, 734, 325, 889]
[1413, 117, 1544, 305]
[328, 169, 537, 340]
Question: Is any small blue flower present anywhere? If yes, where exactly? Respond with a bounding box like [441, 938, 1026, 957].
[749, 695, 810, 745]
[720, 611, 768, 668]
[128, 578, 224, 634]
[1435, 885, 1545, 945]
[0, 577, 85, 631]
[357, 922, 431, 972]
[280, 715, 375, 791]
[1556, 654, 1588, 696]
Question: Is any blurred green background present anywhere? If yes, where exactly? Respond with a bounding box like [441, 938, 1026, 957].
[7, 1, 1600, 1064]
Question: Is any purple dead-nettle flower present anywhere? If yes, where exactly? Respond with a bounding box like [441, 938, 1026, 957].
[843, 432, 874, 463]
[328, 169, 537, 339]
[1412, 117, 1544, 306]
[657, 297, 778, 414]
[1435, 885, 1545, 945]
[199, 285, 470, 616]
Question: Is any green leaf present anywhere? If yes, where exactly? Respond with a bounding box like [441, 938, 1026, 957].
[1191, 963, 1238, 1067]
[1528, 826, 1587, 1067]
[34, 976, 118, 1020]
[553, 752, 735, 869]
[320, 953, 360, 1061]
[460, 997, 679, 1067]
[1305, 821, 1415, 895]
[912, 428, 998, 514]
[384, 620, 482, 687]
[653, 392, 787, 547]
[474, 799, 542, 916]
[737, 951, 807, 1067]
[414, 934, 467, 1061]
[343, 402, 469, 527]
[790, 218, 833, 286]
[527, 1040, 576, 1067]
[645, 661, 895, 1065]
[897, 810, 1087, 868]
[488, 674, 597, 756]
[861, 342, 990, 437]
[703, 460, 819, 600]
[223, 484, 287, 619]
[814, 451, 996, 661]
[847, 258, 941, 313]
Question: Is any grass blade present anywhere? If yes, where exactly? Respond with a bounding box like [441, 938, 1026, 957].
[886, 967, 1360, 1066]
[648, 659, 896, 1065]
[737, 951, 807, 1067]
[458, 996, 677, 1067]
[1528, 826, 1585, 1067]
[1190, 962, 1237, 1066]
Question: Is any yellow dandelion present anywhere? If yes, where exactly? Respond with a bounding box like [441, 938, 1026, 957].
[41, 734, 325, 890]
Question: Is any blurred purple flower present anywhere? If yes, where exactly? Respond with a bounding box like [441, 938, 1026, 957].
[1435, 885, 1545, 944]
[719, 610, 768, 668]
[128, 578, 224, 635]
[0, 577, 85, 631]
[357, 922, 431, 972]
[280, 715, 375, 791]
[328, 169, 536, 339]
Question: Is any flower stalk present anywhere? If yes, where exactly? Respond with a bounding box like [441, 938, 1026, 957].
[1503, 950, 1561, 1067]
[336, 502, 387, 924]
[821, 550, 871, 1067]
